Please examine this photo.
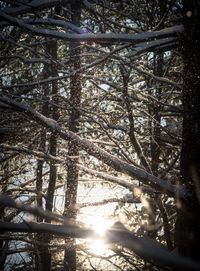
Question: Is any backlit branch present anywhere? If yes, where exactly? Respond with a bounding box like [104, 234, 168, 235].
[0, 97, 187, 197]
[0, 196, 199, 271]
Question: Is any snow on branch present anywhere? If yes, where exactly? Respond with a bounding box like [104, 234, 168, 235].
[0, 97, 187, 198]
[0, 9, 183, 44]
[0, 196, 200, 271]
[126, 37, 178, 58]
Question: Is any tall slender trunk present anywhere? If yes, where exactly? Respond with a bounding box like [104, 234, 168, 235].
[37, 38, 59, 271]
[175, 0, 200, 263]
[64, 1, 82, 271]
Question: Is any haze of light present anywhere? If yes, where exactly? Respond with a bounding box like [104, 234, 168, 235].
[87, 217, 113, 255]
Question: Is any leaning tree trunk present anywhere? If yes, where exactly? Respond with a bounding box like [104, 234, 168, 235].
[64, 1, 82, 271]
[175, 0, 200, 263]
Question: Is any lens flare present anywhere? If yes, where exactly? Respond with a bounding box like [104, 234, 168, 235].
[87, 217, 113, 255]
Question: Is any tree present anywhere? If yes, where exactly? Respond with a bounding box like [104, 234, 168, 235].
[63, 1, 82, 271]
[0, 1, 200, 271]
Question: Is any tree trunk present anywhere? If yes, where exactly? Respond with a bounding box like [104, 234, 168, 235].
[64, 1, 82, 271]
[175, 0, 200, 263]
[36, 36, 59, 271]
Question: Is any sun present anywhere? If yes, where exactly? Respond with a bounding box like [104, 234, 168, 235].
[91, 217, 113, 235]
[87, 217, 113, 255]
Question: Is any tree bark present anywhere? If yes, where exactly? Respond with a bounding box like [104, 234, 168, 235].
[64, 1, 82, 271]
[37, 32, 59, 271]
